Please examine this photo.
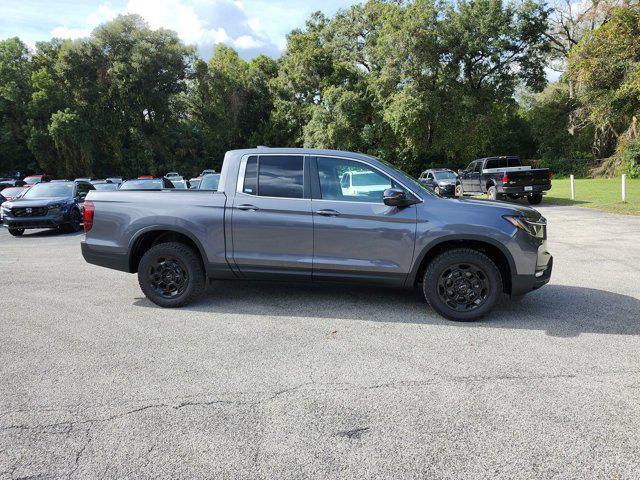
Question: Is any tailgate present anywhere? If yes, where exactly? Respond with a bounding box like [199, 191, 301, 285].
[507, 169, 549, 186]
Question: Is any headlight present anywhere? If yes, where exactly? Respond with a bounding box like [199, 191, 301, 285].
[504, 215, 546, 239]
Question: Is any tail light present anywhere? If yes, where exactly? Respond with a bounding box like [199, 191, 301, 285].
[502, 173, 509, 184]
[547, 170, 552, 180]
[83, 201, 95, 233]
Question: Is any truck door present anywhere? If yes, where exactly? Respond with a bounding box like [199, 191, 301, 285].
[310, 156, 417, 286]
[231, 154, 313, 280]
[460, 161, 479, 193]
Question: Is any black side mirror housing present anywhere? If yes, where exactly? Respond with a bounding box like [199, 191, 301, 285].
[383, 188, 418, 207]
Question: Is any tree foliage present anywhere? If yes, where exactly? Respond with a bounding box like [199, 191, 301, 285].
[0, 1, 635, 179]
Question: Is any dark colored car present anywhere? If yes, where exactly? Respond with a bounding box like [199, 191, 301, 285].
[119, 178, 175, 190]
[197, 173, 220, 190]
[82, 147, 552, 322]
[456, 156, 551, 204]
[418, 169, 458, 196]
[2, 180, 94, 236]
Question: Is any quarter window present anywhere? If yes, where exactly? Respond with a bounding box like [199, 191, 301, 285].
[243, 156, 257, 194]
[317, 157, 397, 203]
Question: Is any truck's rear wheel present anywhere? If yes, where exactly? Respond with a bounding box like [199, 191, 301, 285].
[422, 248, 502, 322]
[138, 242, 205, 307]
[487, 185, 499, 200]
[527, 193, 543, 205]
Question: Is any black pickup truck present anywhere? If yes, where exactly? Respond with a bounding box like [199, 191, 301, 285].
[455, 156, 551, 204]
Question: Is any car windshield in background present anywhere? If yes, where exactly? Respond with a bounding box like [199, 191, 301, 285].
[434, 171, 457, 180]
[119, 179, 164, 190]
[351, 172, 386, 186]
[1, 187, 26, 197]
[199, 174, 220, 190]
[23, 176, 42, 184]
[23, 183, 72, 198]
[172, 180, 188, 189]
[93, 183, 119, 191]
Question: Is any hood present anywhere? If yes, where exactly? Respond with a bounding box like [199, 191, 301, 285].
[452, 197, 543, 221]
[3, 197, 70, 209]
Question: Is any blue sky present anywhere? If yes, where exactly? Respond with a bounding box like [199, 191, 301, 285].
[0, 0, 360, 60]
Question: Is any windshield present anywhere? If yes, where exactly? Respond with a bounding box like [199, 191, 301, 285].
[199, 174, 220, 190]
[434, 171, 457, 180]
[172, 180, 187, 189]
[2, 187, 26, 197]
[23, 182, 72, 198]
[24, 176, 42, 184]
[93, 183, 118, 191]
[119, 179, 164, 190]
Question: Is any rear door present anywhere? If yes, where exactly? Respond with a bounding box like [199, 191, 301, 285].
[310, 156, 418, 286]
[231, 154, 313, 280]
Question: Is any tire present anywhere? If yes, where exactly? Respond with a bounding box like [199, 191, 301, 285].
[487, 185, 499, 200]
[455, 184, 464, 198]
[527, 193, 543, 205]
[137, 242, 206, 308]
[422, 248, 503, 322]
[63, 209, 82, 233]
[9, 228, 24, 237]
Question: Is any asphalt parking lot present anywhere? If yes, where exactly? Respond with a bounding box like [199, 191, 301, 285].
[1, 205, 639, 479]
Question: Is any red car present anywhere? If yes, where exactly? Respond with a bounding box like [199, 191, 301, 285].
[137, 175, 154, 179]
[23, 174, 53, 186]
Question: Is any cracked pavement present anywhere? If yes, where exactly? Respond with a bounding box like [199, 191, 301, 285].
[1, 205, 639, 479]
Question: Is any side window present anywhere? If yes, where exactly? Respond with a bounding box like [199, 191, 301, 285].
[258, 155, 304, 198]
[507, 158, 521, 167]
[474, 162, 482, 173]
[317, 157, 396, 203]
[243, 156, 257, 194]
[76, 183, 91, 196]
[427, 173, 434, 180]
[466, 162, 475, 172]
[340, 173, 350, 188]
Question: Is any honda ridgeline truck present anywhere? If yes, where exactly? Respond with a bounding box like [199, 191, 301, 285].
[81, 148, 552, 321]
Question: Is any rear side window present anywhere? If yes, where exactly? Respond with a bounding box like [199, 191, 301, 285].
[507, 158, 522, 167]
[485, 159, 499, 169]
[242, 155, 304, 198]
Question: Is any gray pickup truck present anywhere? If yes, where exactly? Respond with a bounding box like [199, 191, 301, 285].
[81, 148, 552, 321]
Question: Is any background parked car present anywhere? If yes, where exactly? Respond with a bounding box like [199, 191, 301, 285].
[92, 181, 119, 191]
[418, 169, 458, 196]
[200, 169, 216, 176]
[106, 177, 123, 184]
[189, 177, 201, 189]
[1, 180, 94, 236]
[23, 174, 53, 186]
[198, 173, 220, 190]
[171, 178, 190, 189]
[0, 178, 26, 188]
[119, 178, 175, 190]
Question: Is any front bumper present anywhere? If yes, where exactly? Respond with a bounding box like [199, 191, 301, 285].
[2, 213, 70, 230]
[511, 256, 553, 296]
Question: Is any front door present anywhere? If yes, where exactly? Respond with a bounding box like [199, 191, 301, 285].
[231, 154, 313, 280]
[310, 156, 417, 286]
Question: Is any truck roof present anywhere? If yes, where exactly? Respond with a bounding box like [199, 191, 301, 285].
[226, 147, 377, 163]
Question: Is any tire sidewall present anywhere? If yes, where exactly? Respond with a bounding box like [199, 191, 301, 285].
[138, 243, 204, 308]
[9, 228, 24, 237]
[487, 185, 497, 200]
[423, 249, 502, 322]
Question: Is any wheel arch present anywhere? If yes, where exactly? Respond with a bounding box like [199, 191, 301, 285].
[409, 236, 515, 294]
[127, 227, 207, 273]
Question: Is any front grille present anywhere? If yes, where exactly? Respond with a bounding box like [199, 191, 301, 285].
[12, 207, 49, 217]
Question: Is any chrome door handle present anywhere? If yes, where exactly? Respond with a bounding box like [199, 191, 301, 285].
[315, 209, 340, 217]
[237, 204, 259, 211]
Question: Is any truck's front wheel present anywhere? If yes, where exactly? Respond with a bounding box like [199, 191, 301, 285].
[422, 248, 502, 322]
[138, 242, 205, 307]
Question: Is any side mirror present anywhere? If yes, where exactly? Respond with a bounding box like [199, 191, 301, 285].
[78, 192, 87, 200]
[383, 188, 416, 207]
[458, 169, 464, 175]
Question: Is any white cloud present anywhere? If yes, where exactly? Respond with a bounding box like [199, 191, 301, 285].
[51, 2, 117, 39]
[233, 34, 262, 49]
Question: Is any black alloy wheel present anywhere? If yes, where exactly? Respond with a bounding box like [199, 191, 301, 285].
[423, 248, 502, 321]
[9, 228, 24, 237]
[437, 263, 489, 312]
[138, 242, 205, 307]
